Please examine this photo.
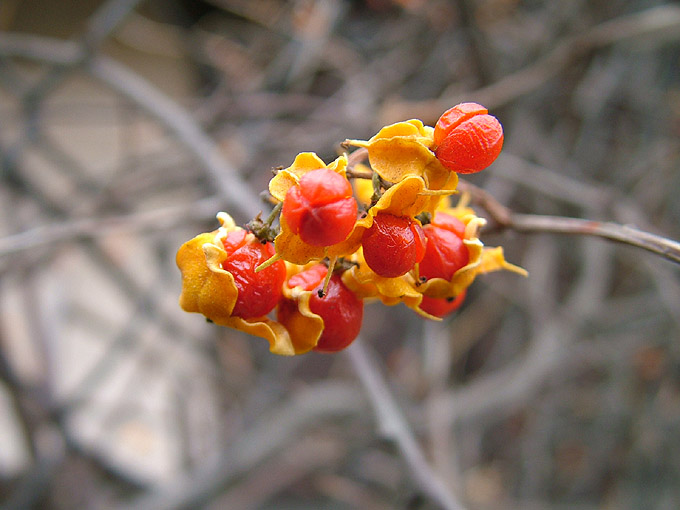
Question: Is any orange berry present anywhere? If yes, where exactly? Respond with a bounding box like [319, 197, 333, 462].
[279, 264, 364, 352]
[419, 220, 469, 282]
[420, 290, 467, 318]
[434, 102, 503, 174]
[361, 213, 427, 278]
[282, 168, 357, 246]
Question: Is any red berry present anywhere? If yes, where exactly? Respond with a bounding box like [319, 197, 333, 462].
[433, 103, 488, 147]
[221, 228, 249, 254]
[361, 213, 427, 278]
[279, 264, 364, 352]
[419, 222, 469, 282]
[221, 231, 286, 319]
[282, 168, 357, 246]
[420, 290, 466, 318]
[433, 102, 503, 174]
[430, 212, 466, 239]
[286, 263, 328, 291]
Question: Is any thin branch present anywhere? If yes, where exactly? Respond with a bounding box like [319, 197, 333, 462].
[458, 180, 680, 265]
[88, 55, 262, 219]
[345, 338, 466, 510]
[509, 214, 680, 264]
[0, 197, 221, 258]
[345, 146, 369, 170]
[82, 0, 146, 50]
[0, 33, 82, 65]
[440, 238, 614, 424]
[115, 382, 364, 510]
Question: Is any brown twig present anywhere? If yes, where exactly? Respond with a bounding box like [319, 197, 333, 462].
[458, 180, 680, 265]
[0, 197, 222, 258]
[345, 146, 369, 170]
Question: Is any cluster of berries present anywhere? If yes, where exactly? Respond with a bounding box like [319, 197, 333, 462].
[177, 103, 526, 356]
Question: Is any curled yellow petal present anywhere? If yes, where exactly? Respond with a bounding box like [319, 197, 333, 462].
[273, 215, 361, 265]
[177, 231, 237, 320]
[222, 316, 299, 356]
[377, 175, 429, 217]
[348, 120, 454, 186]
[278, 284, 326, 355]
[364, 138, 436, 182]
[269, 152, 348, 202]
[177, 212, 243, 320]
[423, 160, 458, 205]
[355, 119, 433, 145]
[477, 246, 528, 277]
[176, 213, 304, 356]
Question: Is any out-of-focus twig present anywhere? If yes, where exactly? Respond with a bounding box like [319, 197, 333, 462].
[0, 32, 81, 64]
[82, 0, 145, 50]
[89, 56, 262, 219]
[346, 338, 467, 510]
[116, 382, 364, 510]
[451, 0, 494, 85]
[459, 180, 680, 265]
[0, 33, 263, 220]
[383, 4, 680, 123]
[0, 197, 221, 259]
[423, 320, 462, 495]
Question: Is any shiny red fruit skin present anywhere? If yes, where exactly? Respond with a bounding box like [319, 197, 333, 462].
[419, 223, 469, 282]
[433, 103, 488, 147]
[286, 263, 328, 291]
[420, 290, 466, 318]
[282, 168, 357, 246]
[279, 264, 364, 352]
[361, 213, 427, 278]
[221, 231, 286, 319]
[430, 212, 466, 239]
[433, 103, 503, 174]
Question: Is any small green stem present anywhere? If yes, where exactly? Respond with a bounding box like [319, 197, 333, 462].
[246, 201, 282, 243]
[264, 201, 283, 228]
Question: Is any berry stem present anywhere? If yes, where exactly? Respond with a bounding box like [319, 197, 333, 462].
[345, 167, 373, 180]
[319, 255, 338, 297]
[254, 252, 283, 273]
[265, 201, 283, 227]
[246, 202, 282, 243]
[346, 146, 368, 167]
[418, 189, 457, 197]
[370, 171, 383, 208]
[415, 212, 432, 225]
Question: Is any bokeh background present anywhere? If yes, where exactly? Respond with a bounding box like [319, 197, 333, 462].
[1, 1, 680, 509]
